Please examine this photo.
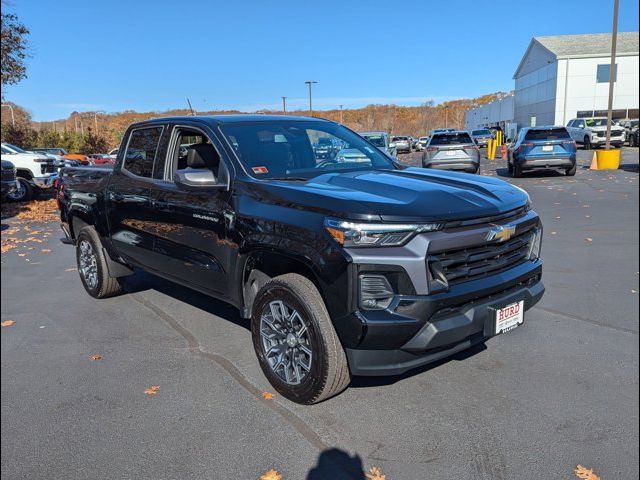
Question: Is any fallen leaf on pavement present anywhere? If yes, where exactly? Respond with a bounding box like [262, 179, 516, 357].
[574, 465, 600, 480]
[41, 249, 51, 253]
[585, 238, 593, 243]
[632, 290, 637, 294]
[65, 268, 77, 272]
[259, 469, 282, 480]
[1, 320, 16, 327]
[262, 391, 274, 400]
[365, 467, 386, 480]
[144, 385, 160, 395]
[90, 354, 103, 361]
[550, 231, 557, 235]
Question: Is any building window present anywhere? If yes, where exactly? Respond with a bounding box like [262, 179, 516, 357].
[596, 64, 617, 83]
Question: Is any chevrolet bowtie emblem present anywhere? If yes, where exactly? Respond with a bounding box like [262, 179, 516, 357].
[487, 224, 516, 242]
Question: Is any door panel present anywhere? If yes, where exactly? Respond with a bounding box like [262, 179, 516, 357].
[147, 181, 235, 297]
[106, 172, 156, 266]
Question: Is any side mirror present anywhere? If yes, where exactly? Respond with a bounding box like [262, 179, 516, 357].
[173, 168, 226, 190]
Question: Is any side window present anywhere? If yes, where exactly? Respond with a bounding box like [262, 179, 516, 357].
[567, 120, 574, 127]
[123, 127, 163, 178]
[170, 127, 221, 177]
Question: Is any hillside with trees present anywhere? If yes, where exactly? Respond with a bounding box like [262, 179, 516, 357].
[1, 93, 506, 153]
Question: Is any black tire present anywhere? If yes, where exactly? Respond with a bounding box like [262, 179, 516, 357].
[7, 177, 33, 202]
[513, 163, 523, 178]
[583, 136, 591, 150]
[566, 163, 577, 176]
[251, 273, 350, 404]
[507, 160, 514, 175]
[76, 226, 124, 299]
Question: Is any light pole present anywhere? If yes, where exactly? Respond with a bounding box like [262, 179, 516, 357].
[339, 104, 344, 124]
[605, 0, 620, 149]
[305, 80, 318, 116]
[1, 104, 16, 126]
[282, 96, 287, 114]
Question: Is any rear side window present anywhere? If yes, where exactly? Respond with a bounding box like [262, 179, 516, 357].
[123, 127, 163, 178]
[524, 128, 570, 141]
[430, 132, 473, 145]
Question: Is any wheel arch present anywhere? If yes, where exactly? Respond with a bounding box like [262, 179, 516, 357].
[240, 249, 324, 319]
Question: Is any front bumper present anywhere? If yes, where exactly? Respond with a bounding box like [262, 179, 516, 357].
[31, 174, 57, 189]
[346, 268, 543, 376]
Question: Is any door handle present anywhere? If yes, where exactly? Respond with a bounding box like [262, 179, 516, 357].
[109, 192, 124, 202]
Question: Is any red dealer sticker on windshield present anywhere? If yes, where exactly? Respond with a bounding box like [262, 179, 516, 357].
[252, 166, 269, 174]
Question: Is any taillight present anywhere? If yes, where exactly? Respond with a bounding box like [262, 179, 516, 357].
[562, 140, 576, 147]
[519, 142, 534, 151]
[426, 147, 437, 152]
[463, 145, 479, 151]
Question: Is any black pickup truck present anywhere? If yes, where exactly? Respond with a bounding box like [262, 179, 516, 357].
[57, 115, 544, 404]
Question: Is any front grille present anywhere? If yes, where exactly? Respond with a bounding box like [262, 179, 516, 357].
[596, 130, 624, 138]
[428, 227, 536, 285]
[41, 162, 56, 174]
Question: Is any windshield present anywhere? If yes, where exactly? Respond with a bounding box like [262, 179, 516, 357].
[362, 134, 386, 148]
[430, 132, 473, 145]
[221, 120, 396, 180]
[524, 128, 570, 141]
[472, 129, 491, 136]
[5, 143, 26, 153]
[585, 118, 610, 127]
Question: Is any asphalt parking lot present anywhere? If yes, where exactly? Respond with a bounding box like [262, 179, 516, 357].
[2, 148, 638, 480]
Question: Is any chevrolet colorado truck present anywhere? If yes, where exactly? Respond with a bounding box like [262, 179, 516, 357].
[57, 115, 544, 404]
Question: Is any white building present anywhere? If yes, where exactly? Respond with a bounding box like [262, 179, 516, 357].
[465, 32, 639, 133]
[464, 94, 514, 132]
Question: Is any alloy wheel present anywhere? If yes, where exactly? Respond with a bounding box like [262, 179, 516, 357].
[7, 180, 26, 201]
[78, 240, 98, 289]
[260, 300, 313, 385]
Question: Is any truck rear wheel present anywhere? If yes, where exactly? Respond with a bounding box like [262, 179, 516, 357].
[76, 227, 124, 299]
[251, 273, 351, 404]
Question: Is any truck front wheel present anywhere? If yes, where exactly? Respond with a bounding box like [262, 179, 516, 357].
[251, 273, 351, 404]
[76, 227, 124, 298]
[7, 178, 33, 202]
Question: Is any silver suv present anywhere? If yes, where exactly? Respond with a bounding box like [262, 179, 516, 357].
[390, 136, 412, 154]
[422, 131, 480, 173]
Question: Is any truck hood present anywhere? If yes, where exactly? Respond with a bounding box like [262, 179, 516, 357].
[590, 125, 624, 133]
[249, 167, 529, 222]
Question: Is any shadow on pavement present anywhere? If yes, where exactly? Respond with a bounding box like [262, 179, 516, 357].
[307, 448, 366, 480]
[495, 167, 566, 179]
[122, 269, 250, 331]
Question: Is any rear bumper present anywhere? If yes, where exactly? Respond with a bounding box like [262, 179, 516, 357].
[344, 259, 544, 376]
[519, 156, 575, 170]
[423, 160, 478, 172]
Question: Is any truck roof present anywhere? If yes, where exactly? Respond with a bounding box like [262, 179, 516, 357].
[132, 114, 328, 128]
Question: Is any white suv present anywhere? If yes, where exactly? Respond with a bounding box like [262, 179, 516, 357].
[566, 117, 626, 150]
[0, 142, 57, 201]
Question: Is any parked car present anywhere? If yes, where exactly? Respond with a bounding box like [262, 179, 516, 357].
[57, 115, 544, 404]
[88, 154, 115, 165]
[390, 136, 412, 154]
[32, 147, 68, 156]
[431, 128, 456, 135]
[416, 136, 429, 151]
[422, 131, 480, 173]
[409, 136, 419, 150]
[1, 142, 57, 201]
[359, 131, 397, 157]
[619, 119, 639, 145]
[471, 129, 494, 148]
[507, 126, 577, 177]
[312, 137, 340, 160]
[566, 117, 625, 149]
[627, 124, 639, 147]
[1, 160, 18, 200]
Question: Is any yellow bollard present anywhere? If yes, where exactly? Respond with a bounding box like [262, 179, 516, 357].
[487, 139, 494, 160]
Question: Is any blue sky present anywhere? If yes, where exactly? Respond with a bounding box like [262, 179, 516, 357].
[4, 0, 639, 121]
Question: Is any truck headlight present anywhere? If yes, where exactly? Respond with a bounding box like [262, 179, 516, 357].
[324, 218, 443, 248]
[528, 227, 543, 260]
